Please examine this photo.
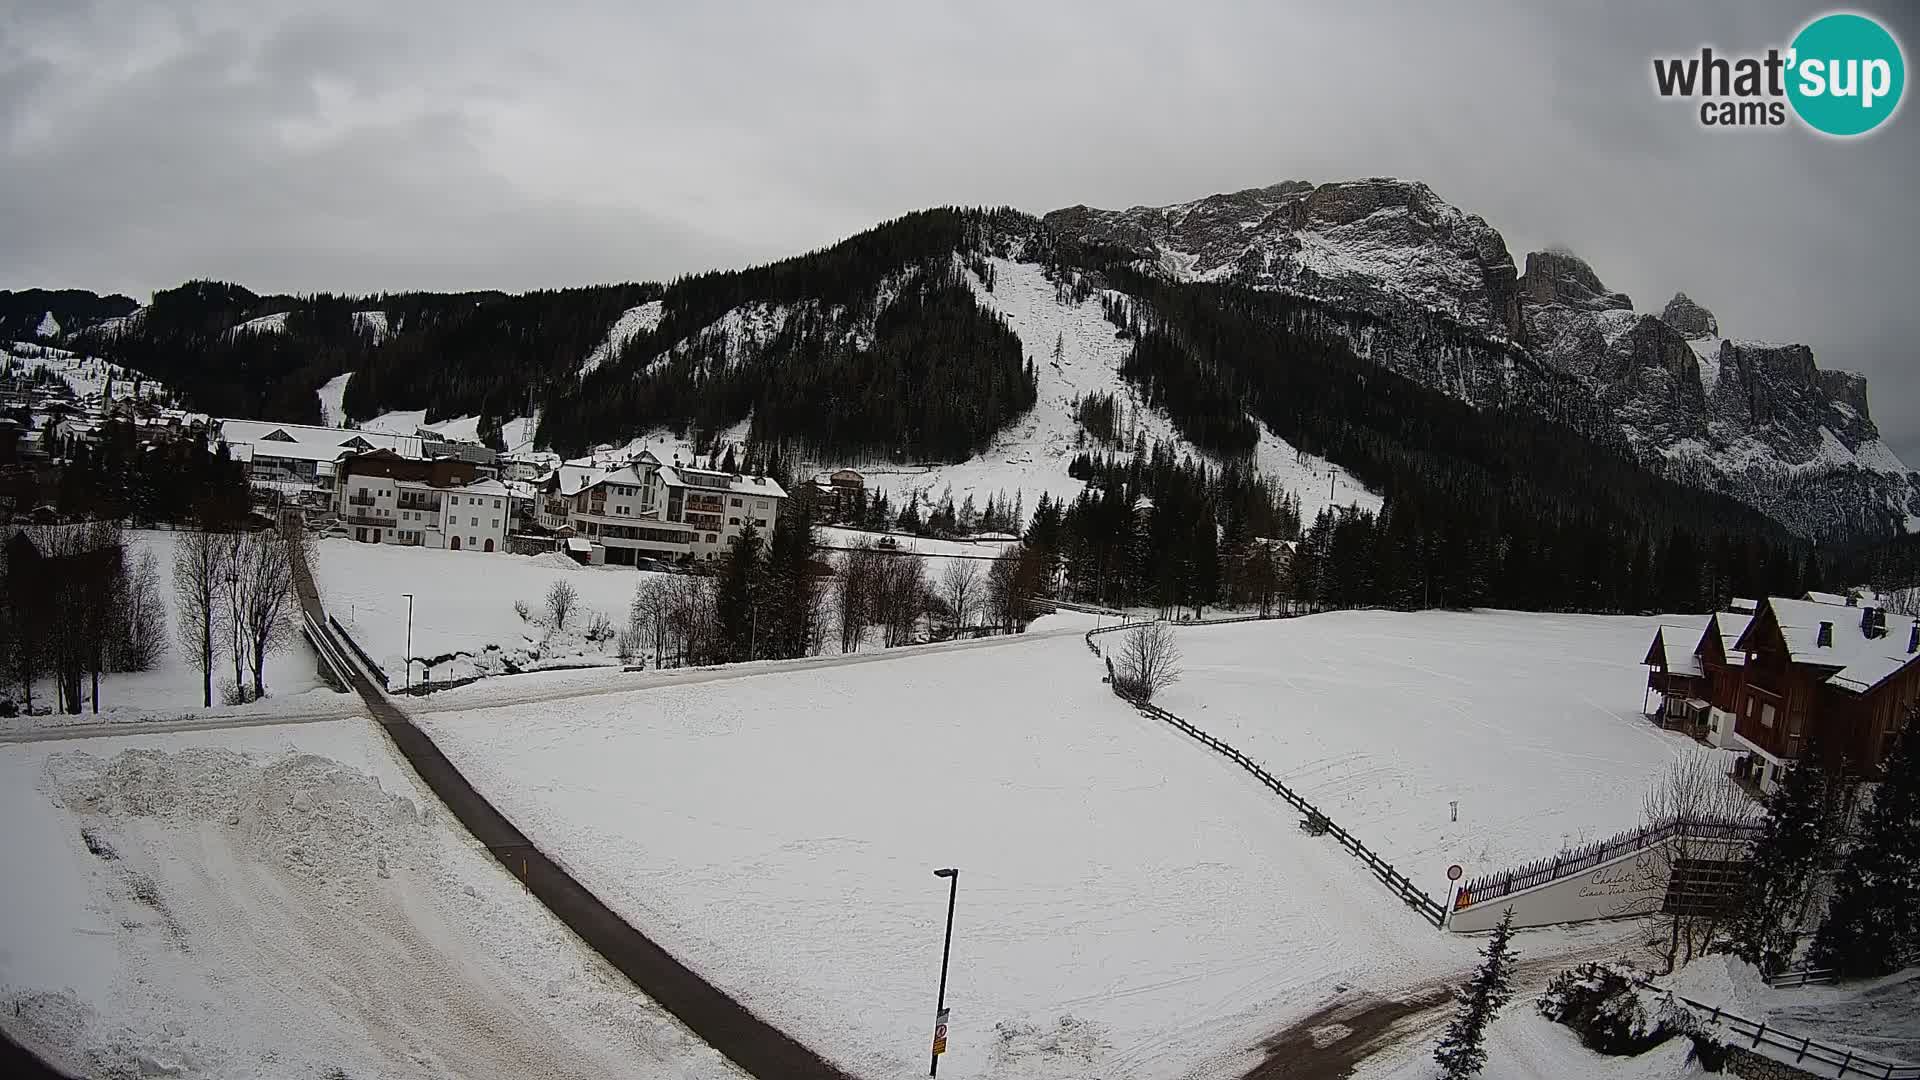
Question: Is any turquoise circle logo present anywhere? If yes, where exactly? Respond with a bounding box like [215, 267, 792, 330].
[1787, 13, 1905, 136]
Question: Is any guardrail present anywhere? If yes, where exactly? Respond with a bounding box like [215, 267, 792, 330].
[328, 614, 389, 691]
[1761, 967, 1838, 990]
[1457, 816, 1763, 912]
[299, 607, 357, 692]
[1643, 982, 1919, 1079]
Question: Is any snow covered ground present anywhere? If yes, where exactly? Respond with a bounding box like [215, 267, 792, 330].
[830, 257, 1378, 525]
[0, 717, 743, 1080]
[1, 530, 332, 737]
[412, 628, 1550, 1080]
[1156, 610, 1718, 880]
[310, 537, 667, 683]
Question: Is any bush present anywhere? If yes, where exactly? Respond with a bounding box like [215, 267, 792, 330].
[514, 599, 530, 622]
[1299, 812, 1331, 836]
[585, 611, 614, 643]
[1537, 962, 1694, 1057]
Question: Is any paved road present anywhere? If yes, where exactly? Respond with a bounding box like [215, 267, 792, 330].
[288, 546, 857, 1080]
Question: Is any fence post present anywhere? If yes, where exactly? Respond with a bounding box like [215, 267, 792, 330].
[1796, 1036, 1809, 1063]
[1752, 1022, 1765, 1048]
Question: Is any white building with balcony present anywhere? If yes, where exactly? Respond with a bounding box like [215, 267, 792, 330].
[536, 451, 786, 565]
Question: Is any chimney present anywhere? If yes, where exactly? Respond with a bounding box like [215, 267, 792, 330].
[1861, 606, 1887, 640]
[1817, 621, 1833, 647]
[1910, 622, 1919, 655]
[1845, 591, 1858, 606]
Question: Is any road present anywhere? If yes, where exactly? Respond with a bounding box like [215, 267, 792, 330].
[287, 543, 859, 1080]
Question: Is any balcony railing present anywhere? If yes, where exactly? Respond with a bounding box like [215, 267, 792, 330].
[347, 494, 377, 507]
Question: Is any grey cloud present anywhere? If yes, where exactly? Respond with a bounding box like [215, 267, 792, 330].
[2, 0, 1916, 459]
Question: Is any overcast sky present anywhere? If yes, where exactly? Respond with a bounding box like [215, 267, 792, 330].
[4, 0, 1916, 457]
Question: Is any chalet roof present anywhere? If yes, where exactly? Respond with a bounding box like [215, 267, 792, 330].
[1740, 597, 1920, 696]
[657, 465, 787, 500]
[1705, 611, 1754, 665]
[1646, 625, 1704, 677]
[1804, 590, 1852, 606]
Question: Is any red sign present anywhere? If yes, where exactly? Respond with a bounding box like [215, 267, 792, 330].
[1446, 864, 1463, 882]
[931, 1008, 950, 1056]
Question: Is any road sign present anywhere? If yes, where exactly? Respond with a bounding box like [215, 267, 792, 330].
[1447, 864, 1463, 882]
[931, 1008, 950, 1056]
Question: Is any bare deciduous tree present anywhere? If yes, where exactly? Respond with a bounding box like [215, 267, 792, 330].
[837, 545, 880, 653]
[233, 529, 295, 700]
[546, 579, 579, 629]
[174, 527, 229, 709]
[1116, 621, 1183, 702]
[1638, 752, 1758, 974]
[941, 559, 981, 632]
[114, 549, 169, 672]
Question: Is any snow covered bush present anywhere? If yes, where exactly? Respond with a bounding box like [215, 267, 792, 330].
[513, 599, 530, 622]
[585, 610, 614, 644]
[1536, 962, 1699, 1058]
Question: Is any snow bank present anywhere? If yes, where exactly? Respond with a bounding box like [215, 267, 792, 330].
[0, 720, 743, 1080]
[415, 633, 1476, 1079]
[1158, 610, 1714, 875]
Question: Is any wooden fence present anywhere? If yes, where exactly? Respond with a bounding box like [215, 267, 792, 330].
[1642, 981, 1919, 1079]
[1086, 619, 1447, 928]
[1456, 816, 1763, 912]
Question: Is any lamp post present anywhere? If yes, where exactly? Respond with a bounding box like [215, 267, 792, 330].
[930, 867, 958, 1077]
[401, 592, 414, 689]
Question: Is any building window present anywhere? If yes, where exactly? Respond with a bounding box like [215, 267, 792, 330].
[756, 500, 767, 509]
[470, 516, 478, 526]
[729, 517, 740, 526]
[1761, 703, 1776, 729]
[493, 499, 501, 509]
[730, 497, 742, 507]
[754, 519, 767, 528]
[491, 519, 498, 528]
[706, 533, 717, 544]
[469, 536, 477, 547]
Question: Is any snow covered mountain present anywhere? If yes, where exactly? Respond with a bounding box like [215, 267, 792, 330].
[1044, 178, 1919, 539]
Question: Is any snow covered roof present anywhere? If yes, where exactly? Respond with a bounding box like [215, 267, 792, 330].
[1803, 590, 1851, 606]
[566, 537, 593, 553]
[1742, 598, 1920, 695]
[459, 478, 509, 497]
[1705, 611, 1754, 665]
[1646, 625, 1704, 676]
[218, 418, 423, 460]
[657, 466, 787, 499]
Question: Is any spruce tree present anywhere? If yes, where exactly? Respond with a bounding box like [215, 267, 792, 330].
[1810, 705, 1920, 977]
[716, 523, 762, 663]
[1434, 909, 1518, 1080]
[1727, 737, 1842, 975]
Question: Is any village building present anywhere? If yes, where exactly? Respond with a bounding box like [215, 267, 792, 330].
[333, 449, 510, 552]
[533, 451, 786, 565]
[1645, 591, 1920, 794]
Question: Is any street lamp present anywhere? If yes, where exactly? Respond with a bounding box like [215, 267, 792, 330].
[401, 592, 414, 689]
[930, 867, 959, 1077]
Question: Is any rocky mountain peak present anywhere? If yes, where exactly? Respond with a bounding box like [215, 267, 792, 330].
[1519, 250, 1632, 312]
[1659, 292, 1719, 339]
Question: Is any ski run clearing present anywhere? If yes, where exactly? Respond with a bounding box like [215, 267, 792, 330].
[409, 608, 1696, 1080]
[0, 717, 743, 1080]
[840, 257, 1379, 526]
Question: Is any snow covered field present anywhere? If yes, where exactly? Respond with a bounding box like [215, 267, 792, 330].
[1156, 610, 1719, 880]
[310, 538, 667, 683]
[411, 628, 1520, 1080]
[0, 717, 742, 1080]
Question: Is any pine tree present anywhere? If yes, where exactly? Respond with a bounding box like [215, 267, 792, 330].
[1810, 705, 1920, 977]
[1727, 738, 1844, 975]
[1434, 909, 1518, 1079]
